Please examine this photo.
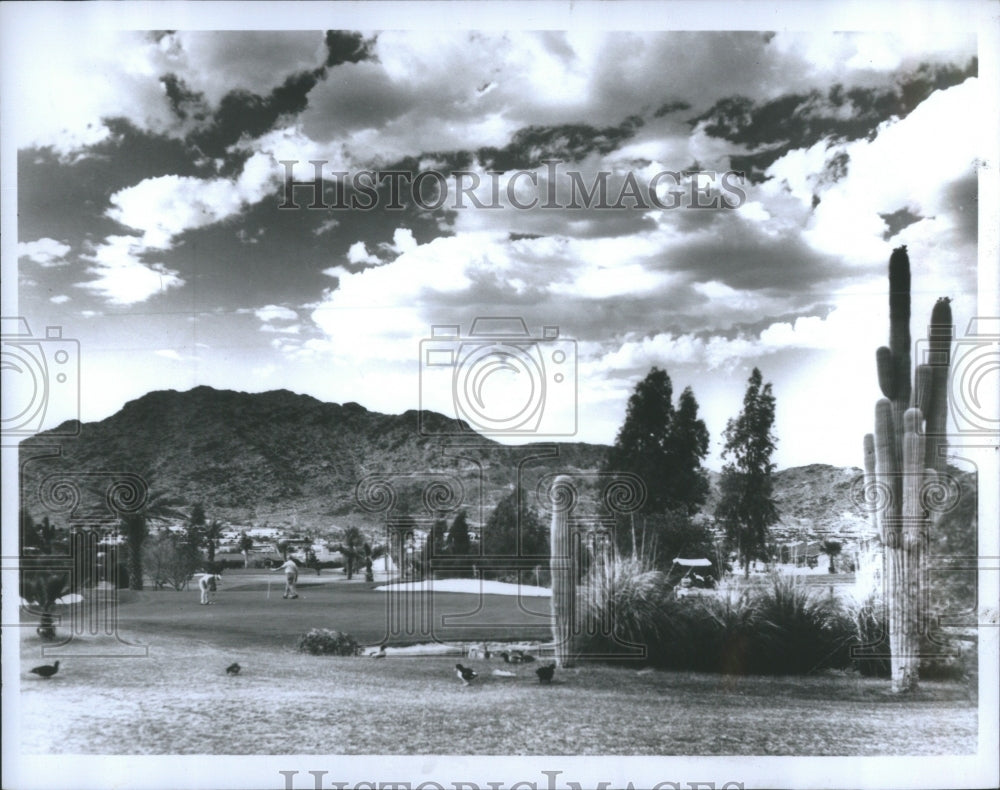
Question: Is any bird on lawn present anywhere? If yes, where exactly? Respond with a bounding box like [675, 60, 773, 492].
[226, 662, 241, 675]
[372, 643, 387, 659]
[515, 650, 535, 663]
[535, 662, 556, 685]
[499, 651, 520, 665]
[455, 663, 478, 685]
[30, 661, 60, 679]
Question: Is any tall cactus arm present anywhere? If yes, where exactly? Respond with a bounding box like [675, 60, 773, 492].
[873, 398, 901, 546]
[876, 347, 896, 399]
[888, 246, 912, 408]
[925, 297, 953, 471]
[549, 475, 575, 668]
[862, 433, 882, 541]
[912, 364, 933, 414]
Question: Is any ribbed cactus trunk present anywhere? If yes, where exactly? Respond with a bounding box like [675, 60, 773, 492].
[865, 246, 952, 693]
[550, 475, 576, 668]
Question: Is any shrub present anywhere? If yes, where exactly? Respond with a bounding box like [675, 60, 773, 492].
[581, 569, 857, 676]
[851, 593, 891, 677]
[296, 628, 360, 656]
[692, 588, 758, 673]
[578, 555, 676, 663]
[748, 575, 854, 674]
[848, 594, 976, 681]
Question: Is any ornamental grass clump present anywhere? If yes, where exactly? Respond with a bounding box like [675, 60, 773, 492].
[578, 554, 681, 665]
[692, 587, 758, 674]
[584, 569, 858, 675]
[748, 574, 854, 675]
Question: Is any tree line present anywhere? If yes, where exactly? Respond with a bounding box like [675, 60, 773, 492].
[21, 364, 780, 593]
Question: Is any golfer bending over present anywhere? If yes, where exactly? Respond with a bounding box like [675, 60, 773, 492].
[198, 573, 222, 605]
[273, 559, 299, 599]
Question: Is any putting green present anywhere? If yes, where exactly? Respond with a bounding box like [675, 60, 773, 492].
[45, 573, 553, 651]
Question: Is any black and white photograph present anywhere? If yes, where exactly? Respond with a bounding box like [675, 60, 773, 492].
[2, 2, 998, 789]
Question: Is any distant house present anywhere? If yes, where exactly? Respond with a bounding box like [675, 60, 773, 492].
[784, 540, 822, 567]
[247, 526, 281, 540]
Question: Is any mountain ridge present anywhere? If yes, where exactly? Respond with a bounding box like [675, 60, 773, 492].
[21, 386, 871, 540]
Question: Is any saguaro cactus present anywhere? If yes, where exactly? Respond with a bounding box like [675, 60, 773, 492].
[549, 475, 576, 667]
[864, 246, 953, 693]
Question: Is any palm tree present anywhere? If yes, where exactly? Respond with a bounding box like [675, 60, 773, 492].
[22, 571, 72, 639]
[22, 512, 64, 554]
[237, 532, 254, 568]
[821, 539, 843, 574]
[114, 489, 187, 591]
[336, 526, 366, 580]
[202, 518, 225, 569]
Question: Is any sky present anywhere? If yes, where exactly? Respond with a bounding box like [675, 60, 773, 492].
[2, 3, 996, 471]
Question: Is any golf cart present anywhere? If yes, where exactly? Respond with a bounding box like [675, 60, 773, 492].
[669, 557, 716, 598]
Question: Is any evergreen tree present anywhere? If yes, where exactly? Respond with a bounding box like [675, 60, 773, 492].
[446, 510, 471, 556]
[604, 368, 710, 516]
[430, 518, 448, 556]
[482, 487, 547, 558]
[668, 387, 711, 513]
[715, 367, 779, 576]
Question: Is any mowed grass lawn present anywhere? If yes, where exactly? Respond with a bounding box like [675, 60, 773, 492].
[102, 571, 555, 648]
[18, 576, 978, 755]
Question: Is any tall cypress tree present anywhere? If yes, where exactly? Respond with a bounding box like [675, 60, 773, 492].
[604, 367, 710, 516]
[446, 509, 471, 557]
[715, 367, 779, 575]
[667, 386, 711, 515]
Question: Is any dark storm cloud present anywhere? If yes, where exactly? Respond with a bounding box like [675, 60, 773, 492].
[190, 69, 325, 160]
[176, 31, 376, 161]
[879, 207, 924, 240]
[376, 116, 646, 175]
[475, 117, 645, 172]
[653, 100, 692, 118]
[160, 74, 209, 122]
[692, 57, 978, 182]
[324, 31, 376, 66]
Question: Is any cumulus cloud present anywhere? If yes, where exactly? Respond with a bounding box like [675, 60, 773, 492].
[803, 78, 981, 260]
[77, 235, 185, 305]
[107, 151, 280, 249]
[2, 25, 207, 153]
[18, 238, 71, 267]
[255, 304, 299, 323]
[347, 241, 380, 266]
